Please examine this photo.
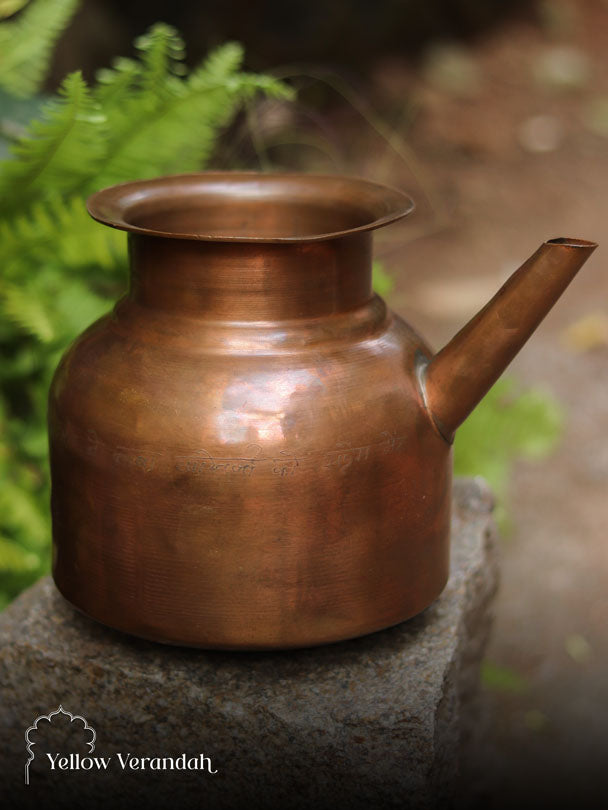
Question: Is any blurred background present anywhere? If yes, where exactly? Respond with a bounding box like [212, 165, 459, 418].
[1, 1, 607, 807]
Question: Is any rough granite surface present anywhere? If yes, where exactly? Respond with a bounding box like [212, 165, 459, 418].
[0, 477, 499, 810]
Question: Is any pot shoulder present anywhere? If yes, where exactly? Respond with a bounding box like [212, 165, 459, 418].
[49, 299, 439, 457]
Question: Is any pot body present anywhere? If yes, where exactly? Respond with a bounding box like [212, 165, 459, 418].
[49, 176, 452, 649]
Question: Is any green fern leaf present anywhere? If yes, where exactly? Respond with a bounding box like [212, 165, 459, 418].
[0, 71, 107, 212]
[0, 281, 56, 342]
[89, 37, 293, 189]
[90, 24, 189, 172]
[136, 22, 186, 94]
[0, 535, 39, 572]
[188, 41, 293, 102]
[1, 262, 113, 347]
[94, 56, 140, 112]
[0, 196, 126, 280]
[89, 84, 227, 187]
[231, 72, 295, 102]
[48, 195, 127, 273]
[0, 0, 79, 98]
[194, 41, 244, 81]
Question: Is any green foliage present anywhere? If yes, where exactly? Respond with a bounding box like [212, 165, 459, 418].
[0, 1, 30, 19]
[0, 71, 107, 212]
[454, 378, 564, 526]
[481, 660, 529, 694]
[372, 260, 394, 297]
[0, 18, 292, 607]
[0, 0, 79, 98]
[91, 29, 291, 189]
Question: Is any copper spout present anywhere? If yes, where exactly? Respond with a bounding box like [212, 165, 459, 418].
[423, 238, 598, 442]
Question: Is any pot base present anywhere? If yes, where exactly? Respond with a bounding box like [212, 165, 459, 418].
[52, 567, 450, 651]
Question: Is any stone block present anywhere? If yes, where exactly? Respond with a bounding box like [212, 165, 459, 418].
[0, 478, 498, 809]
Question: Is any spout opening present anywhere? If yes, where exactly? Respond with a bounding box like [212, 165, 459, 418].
[546, 237, 598, 249]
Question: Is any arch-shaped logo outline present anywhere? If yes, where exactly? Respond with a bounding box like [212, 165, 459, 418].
[25, 705, 96, 785]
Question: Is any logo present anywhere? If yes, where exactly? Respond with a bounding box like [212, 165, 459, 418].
[25, 705, 96, 785]
[24, 706, 218, 785]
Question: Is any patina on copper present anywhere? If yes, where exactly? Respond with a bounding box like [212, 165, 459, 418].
[48, 173, 597, 649]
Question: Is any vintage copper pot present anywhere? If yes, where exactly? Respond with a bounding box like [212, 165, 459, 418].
[48, 172, 596, 649]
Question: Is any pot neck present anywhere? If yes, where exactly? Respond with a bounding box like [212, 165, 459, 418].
[127, 232, 373, 321]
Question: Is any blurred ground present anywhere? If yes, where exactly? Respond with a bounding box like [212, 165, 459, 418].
[300, 2, 608, 807]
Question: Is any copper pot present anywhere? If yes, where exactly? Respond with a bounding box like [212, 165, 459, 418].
[48, 172, 596, 649]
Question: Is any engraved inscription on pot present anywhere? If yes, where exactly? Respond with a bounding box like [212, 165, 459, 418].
[62, 424, 406, 477]
[175, 447, 260, 476]
[322, 443, 371, 471]
[272, 452, 301, 477]
[172, 435, 405, 478]
[379, 430, 405, 454]
[113, 447, 162, 473]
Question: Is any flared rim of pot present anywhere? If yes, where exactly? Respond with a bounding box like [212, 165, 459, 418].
[86, 171, 415, 243]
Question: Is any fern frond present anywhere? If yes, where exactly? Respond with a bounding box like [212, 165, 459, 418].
[88, 38, 293, 189]
[0, 0, 79, 98]
[0, 71, 107, 213]
[0, 281, 55, 342]
[48, 195, 126, 272]
[94, 56, 140, 111]
[223, 71, 295, 103]
[0, 195, 126, 279]
[88, 85, 227, 187]
[93, 23, 187, 117]
[193, 41, 244, 82]
[1, 266, 112, 349]
[136, 22, 186, 95]
[188, 41, 292, 101]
